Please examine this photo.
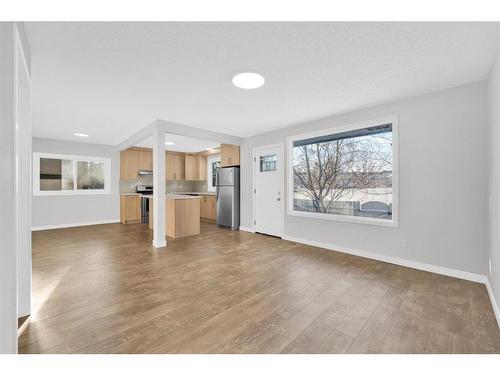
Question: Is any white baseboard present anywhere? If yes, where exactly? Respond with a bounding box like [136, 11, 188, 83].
[239, 226, 256, 233]
[282, 235, 487, 284]
[485, 279, 500, 329]
[152, 239, 167, 248]
[31, 218, 121, 231]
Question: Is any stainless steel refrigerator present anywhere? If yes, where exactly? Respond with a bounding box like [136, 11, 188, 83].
[216, 167, 240, 230]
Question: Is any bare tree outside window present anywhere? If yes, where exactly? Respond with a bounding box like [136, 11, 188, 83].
[77, 161, 105, 190]
[292, 125, 393, 220]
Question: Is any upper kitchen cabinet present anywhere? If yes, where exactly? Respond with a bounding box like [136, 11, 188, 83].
[175, 153, 185, 180]
[121, 147, 152, 179]
[120, 148, 140, 180]
[220, 144, 240, 167]
[197, 155, 207, 181]
[138, 149, 152, 170]
[165, 151, 174, 180]
[185, 154, 198, 181]
[166, 152, 185, 180]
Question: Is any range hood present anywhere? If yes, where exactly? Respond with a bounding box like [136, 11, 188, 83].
[138, 170, 153, 176]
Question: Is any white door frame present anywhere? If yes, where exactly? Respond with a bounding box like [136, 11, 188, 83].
[14, 24, 32, 322]
[252, 143, 284, 237]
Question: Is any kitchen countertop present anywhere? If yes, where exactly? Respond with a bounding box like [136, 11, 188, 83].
[121, 192, 214, 197]
[144, 194, 201, 200]
[171, 191, 216, 196]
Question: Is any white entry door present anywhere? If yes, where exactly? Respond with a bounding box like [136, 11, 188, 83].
[254, 145, 283, 237]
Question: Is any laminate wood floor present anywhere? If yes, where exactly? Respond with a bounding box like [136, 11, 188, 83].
[19, 222, 500, 354]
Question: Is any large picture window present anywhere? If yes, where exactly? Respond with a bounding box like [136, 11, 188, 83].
[288, 117, 398, 226]
[33, 153, 111, 195]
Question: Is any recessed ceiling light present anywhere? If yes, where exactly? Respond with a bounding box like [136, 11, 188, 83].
[73, 133, 89, 137]
[165, 141, 174, 145]
[232, 72, 265, 89]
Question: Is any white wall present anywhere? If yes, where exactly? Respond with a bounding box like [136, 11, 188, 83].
[32, 137, 120, 229]
[0, 22, 18, 354]
[488, 51, 500, 321]
[241, 81, 489, 276]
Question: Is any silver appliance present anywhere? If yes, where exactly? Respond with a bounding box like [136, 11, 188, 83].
[137, 185, 153, 224]
[216, 167, 240, 230]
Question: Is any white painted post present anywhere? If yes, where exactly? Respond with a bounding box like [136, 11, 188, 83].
[15, 24, 32, 319]
[152, 124, 166, 248]
[0, 22, 18, 354]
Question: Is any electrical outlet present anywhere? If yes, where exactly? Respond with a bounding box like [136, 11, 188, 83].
[401, 239, 408, 249]
[361, 233, 367, 242]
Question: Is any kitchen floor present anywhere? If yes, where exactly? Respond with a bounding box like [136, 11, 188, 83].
[19, 222, 500, 353]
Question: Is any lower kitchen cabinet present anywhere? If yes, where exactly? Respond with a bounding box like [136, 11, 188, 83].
[200, 195, 217, 221]
[120, 195, 141, 224]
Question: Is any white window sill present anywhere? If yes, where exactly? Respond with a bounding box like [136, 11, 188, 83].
[34, 191, 111, 197]
[287, 209, 398, 228]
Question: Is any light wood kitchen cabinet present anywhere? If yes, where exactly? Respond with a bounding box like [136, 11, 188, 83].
[165, 151, 175, 180]
[200, 195, 217, 221]
[121, 148, 210, 181]
[220, 144, 240, 167]
[149, 196, 201, 239]
[197, 155, 207, 181]
[120, 195, 141, 224]
[138, 149, 152, 170]
[184, 154, 198, 180]
[120, 148, 140, 180]
[166, 152, 185, 180]
[174, 153, 185, 180]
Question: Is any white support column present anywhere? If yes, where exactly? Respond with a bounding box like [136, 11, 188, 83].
[152, 124, 166, 248]
[0, 22, 18, 354]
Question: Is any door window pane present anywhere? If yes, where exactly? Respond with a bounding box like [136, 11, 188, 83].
[260, 154, 277, 172]
[39, 158, 74, 191]
[77, 161, 105, 190]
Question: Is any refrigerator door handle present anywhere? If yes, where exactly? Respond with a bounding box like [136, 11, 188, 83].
[215, 171, 219, 201]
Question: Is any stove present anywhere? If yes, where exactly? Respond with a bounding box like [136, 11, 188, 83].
[136, 185, 153, 223]
[136, 185, 153, 195]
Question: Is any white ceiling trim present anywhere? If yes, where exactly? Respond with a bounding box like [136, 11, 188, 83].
[118, 118, 243, 151]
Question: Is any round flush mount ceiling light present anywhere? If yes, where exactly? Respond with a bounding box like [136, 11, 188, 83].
[232, 71, 265, 89]
[73, 133, 89, 137]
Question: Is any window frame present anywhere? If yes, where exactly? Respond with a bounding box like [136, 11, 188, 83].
[33, 152, 111, 196]
[287, 115, 398, 228]
[206, 153, 221, 192]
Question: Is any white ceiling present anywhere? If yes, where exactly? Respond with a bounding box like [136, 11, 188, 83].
[25, 22, 500, 146]
[135, 133, 219, 153]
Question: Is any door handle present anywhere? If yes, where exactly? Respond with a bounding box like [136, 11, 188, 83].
[277, 198, 281, 201]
